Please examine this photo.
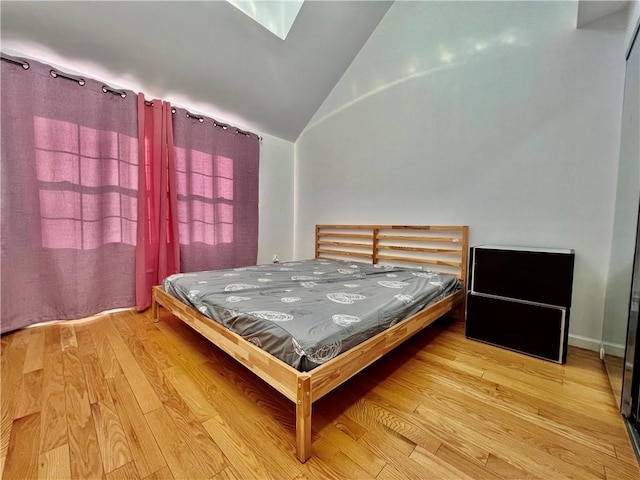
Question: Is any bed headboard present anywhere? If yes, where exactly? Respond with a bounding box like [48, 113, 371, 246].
[315, 225, 469, 285]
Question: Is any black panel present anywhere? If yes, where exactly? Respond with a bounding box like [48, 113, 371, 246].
[466, 293, 566, 362]
[471, 248, 574, 307]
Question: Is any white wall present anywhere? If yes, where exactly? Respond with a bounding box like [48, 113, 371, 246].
[295, 2, 627, 346]
[603, 1, 640, 355]
[1, 44, 296, 265]
[626, 0, 640, 54]
[257, 135, 295, 264]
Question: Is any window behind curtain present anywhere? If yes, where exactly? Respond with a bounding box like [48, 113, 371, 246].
[1, 57, 138, 333]
[171, 108, 259, 272]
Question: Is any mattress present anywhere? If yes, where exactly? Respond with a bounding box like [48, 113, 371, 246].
[162, 258, 460, 371]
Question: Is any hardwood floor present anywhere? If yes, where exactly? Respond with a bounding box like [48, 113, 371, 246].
[1, 309, 638, 479]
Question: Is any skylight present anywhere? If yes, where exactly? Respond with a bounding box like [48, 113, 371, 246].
[227, 0, 304, 40]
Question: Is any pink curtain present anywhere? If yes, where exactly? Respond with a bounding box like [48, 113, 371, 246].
[1, 56, 138, 333]
[1, 55, 258, 328]
[172, 107, 259, 272]
[135, 95, 180, 310]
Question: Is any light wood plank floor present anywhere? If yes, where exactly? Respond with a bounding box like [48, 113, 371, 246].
[2, 309, 639, 479]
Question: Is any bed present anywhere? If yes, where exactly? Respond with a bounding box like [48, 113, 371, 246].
[152, 224, 469, 462]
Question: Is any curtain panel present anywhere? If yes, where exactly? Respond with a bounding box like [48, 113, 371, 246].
[1, 57, 138, 333]
[135, 95, 180, 310]
[1, 55, 260, 330]
[172, 108, 259, 272]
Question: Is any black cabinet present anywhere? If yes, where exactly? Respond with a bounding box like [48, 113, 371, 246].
[466, 245, 575, 363]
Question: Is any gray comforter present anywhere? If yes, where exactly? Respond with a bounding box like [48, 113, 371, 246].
[162, 259, 460, 371]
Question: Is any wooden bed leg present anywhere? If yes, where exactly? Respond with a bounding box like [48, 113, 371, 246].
[152, 290, 160, 323]
[296, 374, 312, 463]
[458, 302, 465, 323]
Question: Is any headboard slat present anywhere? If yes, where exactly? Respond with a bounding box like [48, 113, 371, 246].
[377, 245, 461, 255]
[315, 225, 469, 286]
[316, 249, 372, 259]
[376, 254, 461, 268]
[377, 234, 461, 244]
[318, 241, 371, 248]
[317, 232, 372, 239]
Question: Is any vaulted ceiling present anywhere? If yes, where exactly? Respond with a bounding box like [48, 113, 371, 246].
[1, 1, 392, 141]
[577, 0, 630, 27]
[1, 1, 630, 142]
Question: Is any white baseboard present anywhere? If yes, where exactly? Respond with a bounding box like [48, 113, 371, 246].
[568, 334, 601, 352]
[602, 341, 626, 358]
[567, 334, 626, 358]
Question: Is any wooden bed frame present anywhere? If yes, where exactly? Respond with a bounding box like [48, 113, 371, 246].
[152, 225, 468, 462]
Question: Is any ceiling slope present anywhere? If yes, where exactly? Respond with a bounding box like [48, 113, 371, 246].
[1, 1, 392, 141]
[577, 0, 630, 28]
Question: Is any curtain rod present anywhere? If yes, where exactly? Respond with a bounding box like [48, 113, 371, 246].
[50, 69, 86, 86]
[176, 104, 262, 141]
[3, 55, 127, 100]
[144, 100, 262, 141]
[1, 53, 262, 142]
[1, 54, 29, 70]
[102, 84, 127, 99]
[185, 110, 205, 123]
